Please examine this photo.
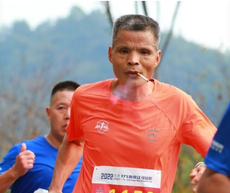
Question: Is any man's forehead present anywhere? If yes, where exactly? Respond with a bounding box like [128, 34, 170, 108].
[50, 90, 74, 104]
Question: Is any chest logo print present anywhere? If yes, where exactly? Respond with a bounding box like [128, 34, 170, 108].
[147, 129, 159, 142]
[95, 120, 109, 133]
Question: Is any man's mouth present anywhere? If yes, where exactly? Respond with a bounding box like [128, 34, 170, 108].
[62, 124, 68, 129]
[126, 70, 139, 75]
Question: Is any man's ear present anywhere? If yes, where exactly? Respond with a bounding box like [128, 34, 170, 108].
[46, 107, 51, 120]
[108, 46, 113, 64]
[155, 50, 162, 68]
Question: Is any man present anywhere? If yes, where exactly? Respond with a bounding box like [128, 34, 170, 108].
[197, 102, 230, 193]
[48, 14, 216, 193]
[0, 81, 82, 193]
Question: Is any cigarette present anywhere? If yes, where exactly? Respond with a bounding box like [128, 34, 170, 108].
[137, 73, 149, 82]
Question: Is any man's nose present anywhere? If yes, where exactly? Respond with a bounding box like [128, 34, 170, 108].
[127, 51, 139, 65]
[64, 108, 71, 119]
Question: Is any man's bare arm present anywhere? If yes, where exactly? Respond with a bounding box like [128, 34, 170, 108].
[48, 135, 84, 193]
[0, 143, 35, 193]
[197, 167, 230, 193]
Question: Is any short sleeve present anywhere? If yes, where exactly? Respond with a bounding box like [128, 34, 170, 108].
[0, 144, 21, 174]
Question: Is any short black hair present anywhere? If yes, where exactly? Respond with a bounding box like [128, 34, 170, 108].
[112, 14, 161, 48]
[50, 80, 80, 100]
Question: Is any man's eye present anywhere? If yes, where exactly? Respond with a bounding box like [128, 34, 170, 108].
[141, 50, 149, 54]
[58, 107, 65, 110]
[119, 49, 128, 54]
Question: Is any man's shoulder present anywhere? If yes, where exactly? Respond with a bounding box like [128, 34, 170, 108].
[2, 136, 44, 157]
[23, 136, 45, 145]
[17, 136, 50, 153]
[74, 79, 113, 99]
[79, 79, 113, 91]
[155, 79, 190, 98]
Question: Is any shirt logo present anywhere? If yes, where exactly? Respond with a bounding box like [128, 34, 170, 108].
[95, 120, 109, 133]
[147, 129, 159, 142]
[210, 139, 224, 153]
[96, 186, 104, 193]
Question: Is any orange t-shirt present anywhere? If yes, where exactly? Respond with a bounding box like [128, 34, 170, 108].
[66, 79, 217, 193]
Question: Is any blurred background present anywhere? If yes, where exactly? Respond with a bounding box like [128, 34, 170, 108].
[0, 1, 229, 192]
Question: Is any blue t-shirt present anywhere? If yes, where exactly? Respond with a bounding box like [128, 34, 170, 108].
[0, 136, 82, 193]
[204, 102, 230, 177]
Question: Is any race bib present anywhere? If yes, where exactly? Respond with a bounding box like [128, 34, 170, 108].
[91, 166, 161, 193]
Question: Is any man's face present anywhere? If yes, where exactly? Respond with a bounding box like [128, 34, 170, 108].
[108, 29, 161, 87]
[46, 90, 74, 142]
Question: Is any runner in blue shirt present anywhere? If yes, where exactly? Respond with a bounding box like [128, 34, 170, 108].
[0, 81, 82, 193]
[197, 102, 230, 193]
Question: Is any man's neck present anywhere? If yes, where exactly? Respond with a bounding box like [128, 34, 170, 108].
[45, 133, 63, 149]
[111, 79, 154, 101]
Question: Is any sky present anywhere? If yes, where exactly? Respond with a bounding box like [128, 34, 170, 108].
[0, 1, 229, 51]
